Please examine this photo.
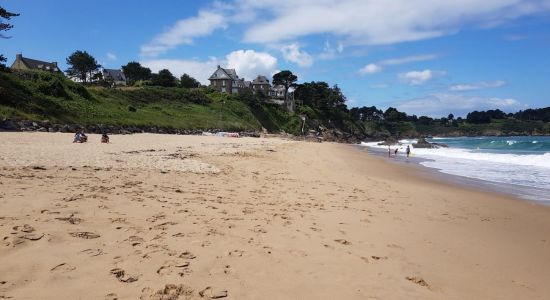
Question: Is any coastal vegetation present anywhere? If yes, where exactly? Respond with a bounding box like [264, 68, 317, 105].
[1, 68, 549, 138]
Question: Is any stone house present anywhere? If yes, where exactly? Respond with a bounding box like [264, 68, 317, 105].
[10, 54, 61, 73]
[251, 75, 270, 96]
[102, 68, 127, 86]
[208, 65, 243, 94]
[269, 85, 286, 99]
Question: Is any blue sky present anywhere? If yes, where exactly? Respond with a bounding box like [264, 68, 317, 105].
[3, 0, 550, 117]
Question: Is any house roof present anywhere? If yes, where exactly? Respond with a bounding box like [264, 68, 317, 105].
[18, 55, 60, 72]
[103, 69, 126, 81]
[209, 65, 239, 80]
[252, 75, 269, 85]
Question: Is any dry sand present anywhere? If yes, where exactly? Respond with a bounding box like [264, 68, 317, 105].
[0, 132, 549, 299]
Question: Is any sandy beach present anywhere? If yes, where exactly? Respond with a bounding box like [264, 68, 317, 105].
[1, 132, 549, 300]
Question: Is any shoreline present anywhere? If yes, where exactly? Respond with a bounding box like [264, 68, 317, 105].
[360, 140, 550, 204]
[1, 133, 550, 299]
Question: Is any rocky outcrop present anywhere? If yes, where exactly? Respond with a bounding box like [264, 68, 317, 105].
[412, 137, 448, 148]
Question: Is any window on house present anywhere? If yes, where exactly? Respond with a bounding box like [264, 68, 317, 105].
[222, 81, 226, 86]
[221, 87, 226, 92]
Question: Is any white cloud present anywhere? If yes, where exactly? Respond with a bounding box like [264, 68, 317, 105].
[396, 93, 525, 117]
[141, 57, 220, 85]
[359, 63, 382, 75]
[319, 40, 344, 60]
[240, 0, 550, 45]
[449, 80, 506, 91]
[226, 50, 278, 80]
[359, 53, 438, 75]
[399, 69, 445, 85]
[106, 53, 117, 61]
[379, 54, 438, 66]
[140, 10, 227, 57]
[141, 49, 278, 84]
[280, 43, 313, 67]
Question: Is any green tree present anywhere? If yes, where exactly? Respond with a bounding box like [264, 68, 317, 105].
[383, 107, 407, 122]
[272, 70, 298, 112]
[65, 50, 101, 83]
[151, 69, 176, 87]
[179, 73, 201, 88]
[121, 61, 152, 84]
[0, 6, 19, 67]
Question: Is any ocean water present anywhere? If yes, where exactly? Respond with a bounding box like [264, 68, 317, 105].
[361, 136, 550, 203]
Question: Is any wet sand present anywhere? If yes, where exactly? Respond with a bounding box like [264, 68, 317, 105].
[1, 132, 549, 299]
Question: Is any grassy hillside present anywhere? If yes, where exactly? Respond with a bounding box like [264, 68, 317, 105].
[2, 70, 546, 139]
[0, 70, 292, 132]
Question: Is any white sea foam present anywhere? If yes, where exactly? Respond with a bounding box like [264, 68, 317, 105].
[360, 140, 550, 197]
[360, 141, 550, 169]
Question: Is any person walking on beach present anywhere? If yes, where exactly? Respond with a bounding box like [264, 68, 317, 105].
[388, 146, 391, 158]
[394, 148, 398, 156]
[406, 145, 411, 158]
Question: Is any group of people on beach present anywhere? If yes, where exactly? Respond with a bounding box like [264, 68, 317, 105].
[388, 145, 411, 158]
[73, 130, 110, 144]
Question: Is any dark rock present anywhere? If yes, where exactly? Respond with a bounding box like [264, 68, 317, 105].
[0, 119, 19, 131]
[412, 137, 448, 148]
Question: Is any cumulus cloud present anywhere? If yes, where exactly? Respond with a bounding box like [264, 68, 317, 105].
[240, 0, 550, 45]
[141, 10, 227, 57]
[395, 93, 525, 117]
[399, 69, 445, 85]
[106, 53, 117, 61]
[141, 57, 220, 85]
[226, 49, 278, 79]
[449, 80, 506, 91]
[359, 64, 382, 75]
[141, 49, 278, 84]
[280, 43, 313, 67]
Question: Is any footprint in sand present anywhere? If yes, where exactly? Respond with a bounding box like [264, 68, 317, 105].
[12, 224, 35, 233]
[406, 276, 430, 288]
[80, 248, 105, 257]
[110, 268, 139, 283]
[334, 239, 351, 245]
[70, 232, 100, 239]
[157, 261, 191, 276]
[10, 225, 44, 246]
[127, 236, 145, 247]
[50, 263, 76, 273]
[105, 293, 118, 300]
[228, 250, 244, 257]
[140, 284, 194, 300]
[199, 286, 228, 299]
[179, 251, 197, 260]
[55, 214, 82, 225]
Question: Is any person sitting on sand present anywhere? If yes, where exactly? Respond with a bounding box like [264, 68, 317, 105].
[73, 131, 82, 143]
[80, 131, 88, 143]
[73, 130, 88, 143]
[101, 133, 109, 143]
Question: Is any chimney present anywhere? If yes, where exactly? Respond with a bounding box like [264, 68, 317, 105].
[217, 65, 220, 69]
[52, 61, 58, 67]
[16, 53, 22, 60]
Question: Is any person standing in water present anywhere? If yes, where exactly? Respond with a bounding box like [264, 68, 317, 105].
[406, 145, 411, 158]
